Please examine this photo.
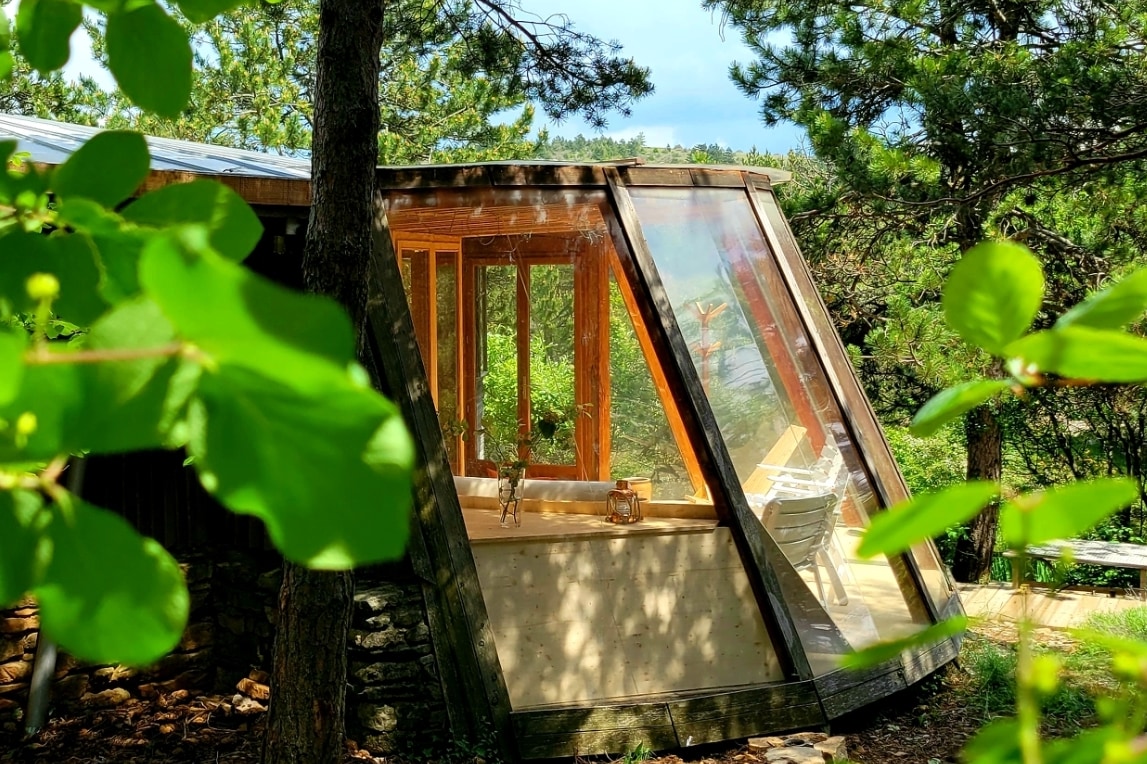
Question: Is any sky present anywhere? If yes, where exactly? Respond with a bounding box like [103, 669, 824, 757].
[56, 0, 809, 154]
[518, 0, 808, 153]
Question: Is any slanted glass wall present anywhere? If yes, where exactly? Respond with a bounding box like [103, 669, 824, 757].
[382, 186, 783, 708]
[627, 185, 937, 672]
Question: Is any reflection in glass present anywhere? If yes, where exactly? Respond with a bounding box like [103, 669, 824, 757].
[629, 186, 932, 672]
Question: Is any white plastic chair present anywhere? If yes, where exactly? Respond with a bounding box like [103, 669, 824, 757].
[762, 493, 849, 607]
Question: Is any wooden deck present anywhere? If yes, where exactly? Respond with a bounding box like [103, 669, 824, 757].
[959, 582, 1147, 630]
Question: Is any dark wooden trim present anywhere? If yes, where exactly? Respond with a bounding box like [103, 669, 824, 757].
[615, 166, 749, 188]
[368, 204, 515, 761]
[602, 167, 820, 683]
[136, 170, 311, 207]
[901, 637, 961, 686]
[512, 702, 677, 759]
[667, 681, 823, 745]
[815, 659, 907, 720]
[375, 164, 608, 190]
[512, 681, 825, 759]
[373, 163, 783, 192]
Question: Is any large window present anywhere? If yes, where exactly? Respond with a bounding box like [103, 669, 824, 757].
[628, 185, 934, 670]
[387, 188, 697, 495]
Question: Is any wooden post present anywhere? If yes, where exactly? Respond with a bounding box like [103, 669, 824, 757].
[368, 202, 516, 762]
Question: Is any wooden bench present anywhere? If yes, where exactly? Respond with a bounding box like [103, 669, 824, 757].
[1005, 539, 1147, 590]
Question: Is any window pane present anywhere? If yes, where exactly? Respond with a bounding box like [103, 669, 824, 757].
[629, 186, 931, 671]
[609, 276, 694, 500]
[475, 264, 519, 467]
[437, 252, 460, 468]
[527, 263, 577, 466]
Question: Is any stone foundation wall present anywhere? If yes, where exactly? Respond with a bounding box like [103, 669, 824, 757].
[0, 552, 448, 754]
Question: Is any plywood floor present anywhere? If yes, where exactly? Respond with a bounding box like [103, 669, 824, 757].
[469, 518, 783, 709]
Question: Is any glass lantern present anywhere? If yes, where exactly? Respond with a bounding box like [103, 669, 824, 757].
[605, 479, 642, 524]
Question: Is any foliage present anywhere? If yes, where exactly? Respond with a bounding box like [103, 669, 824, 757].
[77, 0, 541, 162]
[852, 241, 1147, 762]
[621, 741, 654, 764]
[884, 423, 965, 495]
[0, 0, 422, 669]
[960, 636, 1096, 729]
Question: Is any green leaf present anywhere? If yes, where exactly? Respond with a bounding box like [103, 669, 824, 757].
[0, 363, 83, 461]
[838, 615, 967, 670]
[999, 478, 1139, 548]
[74, 298, 199, 453]
[1006, 327, 1147, 383]
[1057, 269, 1147, 331]
[0, 329, 26, 406]
[15, 0, 81, 73]
[35, 497, 188, 665]
[173, 0, 246, 23]
[124, 180, 262, 262]
[858, 481, 999, 558]
[190, 362, 414, 569]
[0, 231, 108, 327]
[0, 490, 48, 606]
[1044, 727, 1120, 764]
[942, 241, 1044, 354]
[92, 228, 151, 304]
[909, 379, 1010, 437]
[138, 229, 356, 373]
[52, 131, 149, 208]
[963, 719, 1022, 764]
[106, 4, 192, 118]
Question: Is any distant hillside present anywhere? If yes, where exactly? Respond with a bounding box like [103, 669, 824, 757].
[534, 133, 826, 198]
[536, 133, 775, 166]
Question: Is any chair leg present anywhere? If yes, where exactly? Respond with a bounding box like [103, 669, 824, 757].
[819, 550, 849, 606]
[812, 565, 829, 609]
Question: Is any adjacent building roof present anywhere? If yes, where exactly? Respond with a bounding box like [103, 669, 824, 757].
[0, 113, 792, 185]
[0, 113, 312, 179]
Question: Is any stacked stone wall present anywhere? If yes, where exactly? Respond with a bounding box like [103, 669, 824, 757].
[0, 552, 448, 754]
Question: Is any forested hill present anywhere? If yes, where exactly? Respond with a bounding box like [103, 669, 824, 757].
[536, 132, 747, 164]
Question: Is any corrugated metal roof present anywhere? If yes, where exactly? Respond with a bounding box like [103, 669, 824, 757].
[0, 113, 311, 179]
[0, 113, 791, 185]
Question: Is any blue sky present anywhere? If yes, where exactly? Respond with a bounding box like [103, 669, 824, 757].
[519, 0, 808, 153]
[58, 0, 808, 154]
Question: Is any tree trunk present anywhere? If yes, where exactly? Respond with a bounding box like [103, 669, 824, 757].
[262, 565, 354, 764]
[950, 405, 1003, 582]
[262, 1, 384, 763]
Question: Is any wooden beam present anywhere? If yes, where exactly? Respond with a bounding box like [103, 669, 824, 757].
[387, 202, 608, 240]
[512, 703, 677, 759]
[574, 236, 610, 480]
[367, 204, 515, 762]
[667, 681, 823, 745]
[607, 247, 707, 497]
[814, 658, 907, 720]
[135, 170, 311, 207]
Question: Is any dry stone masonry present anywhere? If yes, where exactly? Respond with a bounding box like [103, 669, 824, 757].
[0, 551, 448, 754]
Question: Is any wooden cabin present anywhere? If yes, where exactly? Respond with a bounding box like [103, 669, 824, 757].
[0, 114, 963, 760]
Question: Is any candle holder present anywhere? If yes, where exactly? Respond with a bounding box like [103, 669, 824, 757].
[605, 479, 642, 524]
